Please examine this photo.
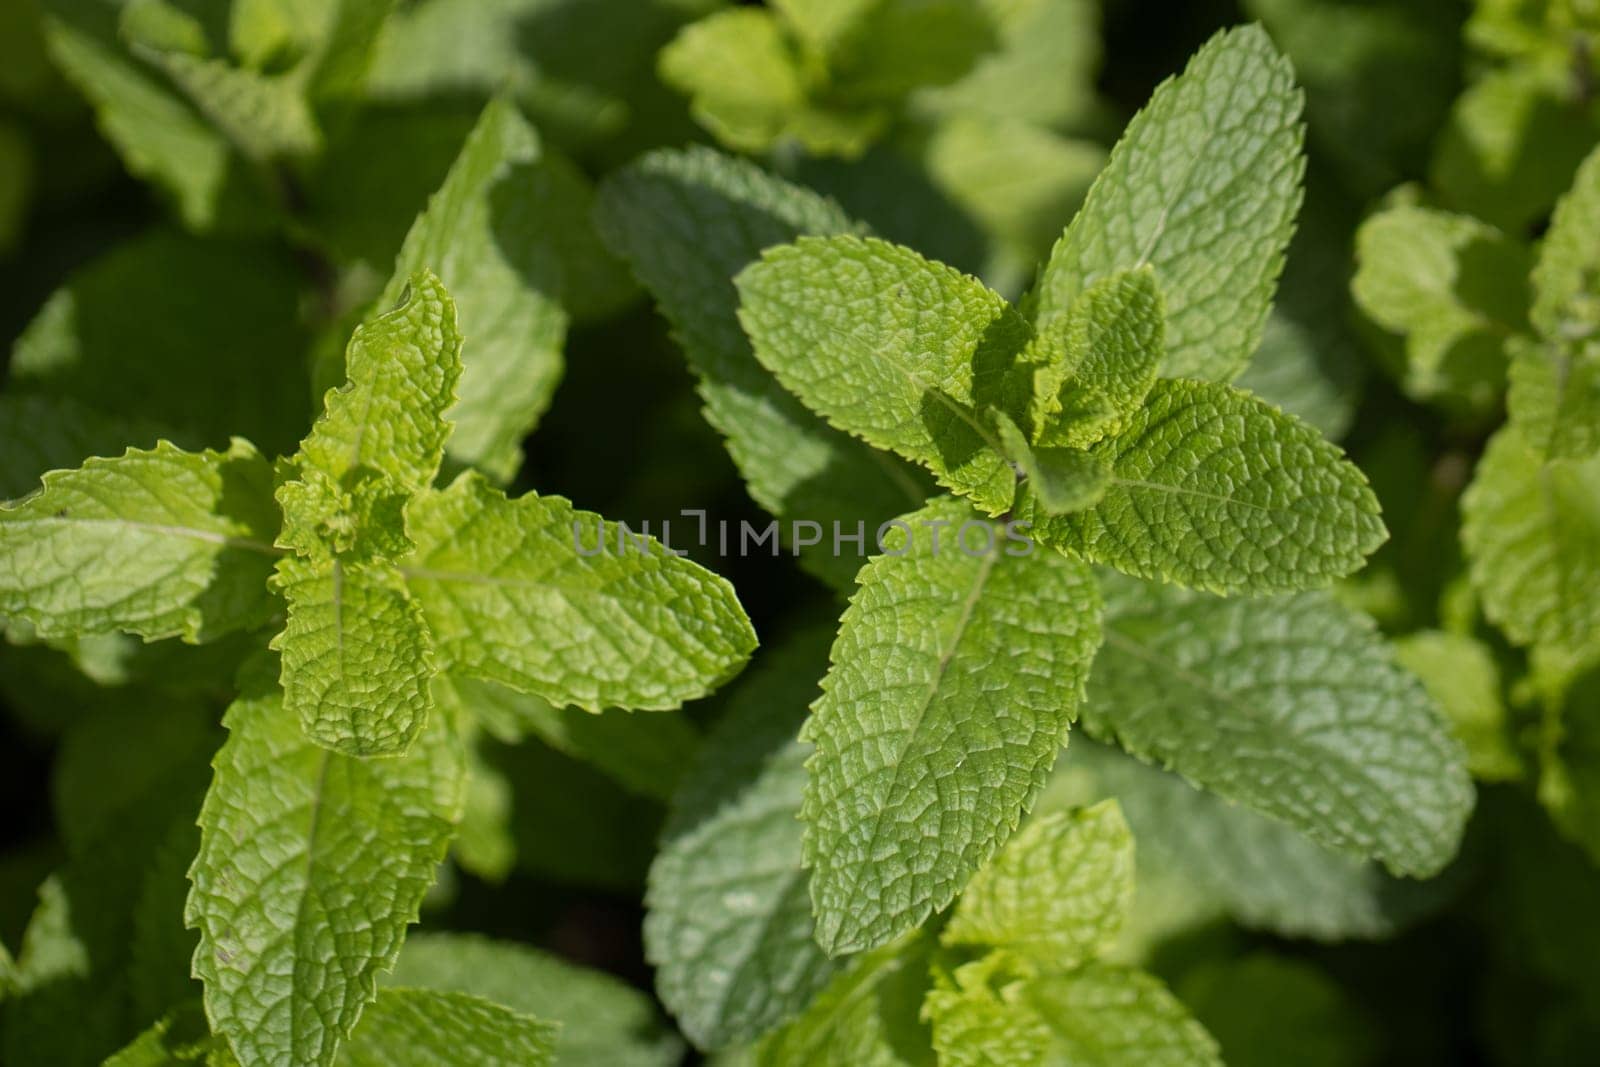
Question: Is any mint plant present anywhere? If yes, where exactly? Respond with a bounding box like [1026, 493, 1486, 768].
[5, 2, 1595, 1065]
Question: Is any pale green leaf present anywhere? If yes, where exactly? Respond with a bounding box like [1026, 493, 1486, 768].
[287, 269, 462, 502]
[1034, 267, 1165, 449]
[0, 439, 280, 642]
[924, 955, 1221, 1067]
[403, 472, 756, 711]
[143, 50, 321, 161]
[594, 147, 926, 590]
[187, 660, 464, 1067]
[1533, 144, 1600, 343]
[943, 800, 1134, 967]
[658, 9, 809, 155]
[758, 934, 934, 1067]
[802, 496, 1102, 955]
[389, 933, 682, 1067]
[378, 97, 569, 482]
[1084, 572, 1473, 877]
[339, 988, 555, 1067]
[1394, 629, 1524, 782]
[737, 235, 1033, 515]
[993, 413, 1109, 515]
[270, 557, 435, 757]
[1462, 424, 1600, 665]
[1351, 204, 1531, 412]
[1029, 379, 1386, 595]
[1031, 25, 1304, 381]
[1041, 740, 1458, 944]
[1508, 340, 1600, 461]
[443, 673, 698, 801]
[646, 628, 840, 1050]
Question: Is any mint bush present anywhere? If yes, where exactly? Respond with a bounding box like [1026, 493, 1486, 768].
[0, 2, 1596, 1065]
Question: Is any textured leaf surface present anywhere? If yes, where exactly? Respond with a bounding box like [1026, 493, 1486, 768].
[1507, 341, 1600, 461]
[943, 801, 1134, 966]
[388, 933, 681, 1067]
[595, 147, 926, 589]
[738, 235, 1033, 514]
[1032, 379, 1385, 594]
[271, 558, 435, 757]
[758, 935, 933, 1067]
[1042, 741, 1456, 942]
[1351, 204, 1530, 412]
[646, 629, 839, 1050]
[802, 496, 1102, 955]
[994, 414, 1109, 515]
[1084, 572, 1473, 876]
[1462, 426, 1600, 664]
[340, 988, 555, 1067]
[1031, 25, 1304, 381]
[148, 51, 321, 162]
[0, 439, 279, 642]
[925, 957, 1221, 1067]
[186, 662, 464, 1067]
[1533, 144, 1600, 343]
[404, 472, 756, 710]
[379, 97, 571, 482]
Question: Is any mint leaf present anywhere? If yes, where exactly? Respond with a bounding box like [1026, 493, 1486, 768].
[0, 439, 280, 642]
[390, 933, 682, 1067]
[595, 147, 927, 589]
[1084, 572, 1473, 876]
[924, 955, 1221, 1067]
[9, 230, 314, 457]
[1351, 204, 1531, 412]
[340, 989, 555, 1067]
[802, 496, 1102, 955]
[993, 413, 1109, 515]
[737, 235, 1033, 514]
[142, 50, 321, 162]
[270, 558, 435, 757]
[646, 628, 839, 1050]
[1395, 630, 1524, 783]
[1462, 425, 1600, 665]
[1034, 267, 1165, 449]
[1029, 379, 1385, 595]
[758, 934, 933, 1067]
[102, 1001, 230, 1066]
[943, 801, 1134, 967]
[1031, 25, 1304, 381]
[378, 98, 569, 483]
[1507, 340, 1600, 461]
[657, 9, 814, 155]
[187, 659, 464, 1067]
[1533, 144, 1600, 344]
[404, 472, 756, 711]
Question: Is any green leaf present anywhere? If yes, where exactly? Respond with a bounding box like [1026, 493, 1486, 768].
[594, 147, 927, 590]
[1179, 954, 1377, 1067]
[646, 627, 840, 1051]
[1034, 267, 1165, 449]
[737, 235, 1033, 515]
[1462, 425, 1600, 666]
[1394, 629, 1524, 783]
[942, 800, 1134, 967]
[339, 988, 555, 1067]
[389, 933, 682, 1067]
[802, 496, 1102, 955]
[103, 1000, 233, 1066]
[286, 270, 462, 507]
[142, 50, 321, 162]
[924, 955, 1221, 1067]
[270, 557, 435, 757]
[1031, 25, 1304, 381]
[758, 934, 934, 1067]
[658, 9, 810, 155]
[1351, 204, 1531, 413]
[993, 413, 1109, 515]
[818, 0, 997, 103]
[9, 230, 314, 457]
[1084, 572, 1473, 877]
[378, 97, 582, 483]
[404, 472, 756, 711]
[443, 673, 699, 801]
[0, 439, 280, 643]
[1533, 144, 1600, 343]
[1430, 65, 1600, 235]
[1028, 379, 1386, 595]
[186, 659, 464, 1067]
[1507, 340, 1600, 461]
[1042, 740, 1458, 943]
